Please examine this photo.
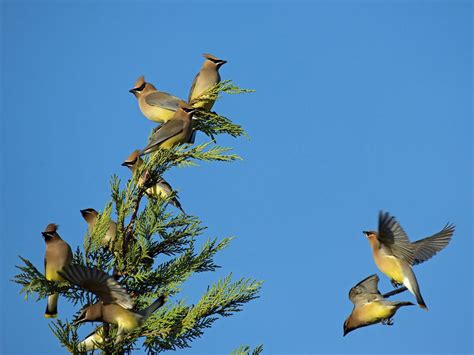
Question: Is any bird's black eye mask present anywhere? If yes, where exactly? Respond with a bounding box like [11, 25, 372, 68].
[134, 82, 146, 92]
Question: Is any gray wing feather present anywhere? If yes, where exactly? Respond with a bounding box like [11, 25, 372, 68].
[188, 73, 200, 102]
[411, 223, 455, 265]
[58, 264, 133, 309]
[140, 120, 184, 155]
[349, 274, 382, 304]
[145, 92, 182, 111]
[378, 211, 415, 264]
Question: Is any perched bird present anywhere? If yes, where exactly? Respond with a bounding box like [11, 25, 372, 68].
[80, 208, 117, 246]
[188, 53, 227, 110]
[343, 274, 413, 336]
[42, 223, 73, 318]
[121, 150, 185, 213]
[187, 53, 227, 143]
[129, 75, 185, 123]
[363, 211, 455, 309]
[58, 264, 166, 343]
[139, 103, 195, 155]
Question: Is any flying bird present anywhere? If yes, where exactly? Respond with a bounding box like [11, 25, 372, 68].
[343, 274, 413, 336]
[363, 211, 455, 309]
[42, 223, 73, 318]
[58, 264, 166, 344]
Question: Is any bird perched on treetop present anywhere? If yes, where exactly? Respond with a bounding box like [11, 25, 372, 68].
[42, 223, 73, 318]
[362, 211, 455, 309]
[187, 53, 227, 143]
[139, 102, 196, 155]
[343, 274, 413, 336]
[129, 75, 185, 123]
[58, 264, 166, 344]
[80, 208, 117, 246]
[121, 150, 185, 213]
[188, 53, 227, 110]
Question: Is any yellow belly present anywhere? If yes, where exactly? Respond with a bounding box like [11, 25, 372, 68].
[45, 264, 64, 282]
[359, 302, 395, 322]
[116, 312, 140, 331]
[146, 185, 167, 199]
[191, 99, 215, 111]
[374, 254, 404, 283]
[160, 131, 189, 149]
[141, 104, 175, 123]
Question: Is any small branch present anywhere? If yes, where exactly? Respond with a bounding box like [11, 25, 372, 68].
[383, 286, 408, 298]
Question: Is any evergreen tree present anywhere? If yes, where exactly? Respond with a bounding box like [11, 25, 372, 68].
[13, 80, 262, 354]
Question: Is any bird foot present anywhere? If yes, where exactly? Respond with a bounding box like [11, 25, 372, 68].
[381, 318, 394, 326]
[391, 279, 402, 288]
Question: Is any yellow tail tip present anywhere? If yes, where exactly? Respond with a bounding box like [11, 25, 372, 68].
[44, 313, 57, 318]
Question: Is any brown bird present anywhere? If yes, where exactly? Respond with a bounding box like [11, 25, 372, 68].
[59, 264, 166, 344]
[188, 53, 227, 110]
[139, 103, 195, 155]
[80, 208, 117, 246]
[343, 274, 414, 336]
[42, 223, 73, 318]
[187, 53, 227, 143]
[363, 211, 455, 309]
[129, 75, 185, 123]
[121, 150, 185, 213]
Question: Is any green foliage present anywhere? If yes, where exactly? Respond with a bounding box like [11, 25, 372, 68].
[232, 344, 264, 355]
[12, 81, 262, 353]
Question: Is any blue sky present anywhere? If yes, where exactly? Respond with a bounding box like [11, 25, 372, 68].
[1, 1, 472, 354]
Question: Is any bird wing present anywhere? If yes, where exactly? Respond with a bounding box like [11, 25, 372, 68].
[58, 264, 133, 309]
[349, 274, 382, 305]
[378, 211, 415, 265]
[140, 119, 184, 155]
[156, 179, 173, 195]
[188, 72, 200, 102]
[411, 223, 455, 265]
[145, 92, 182, 111]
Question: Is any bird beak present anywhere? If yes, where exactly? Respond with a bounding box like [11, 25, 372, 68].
[129, 88, 136, 94]
[121, 162, 128, 167]
[362, 231, 369, 236]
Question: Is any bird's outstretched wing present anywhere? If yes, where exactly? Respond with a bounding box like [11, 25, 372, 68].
[59, 264, 133, 309]
[411, 223, 455, 265]
[378, 211, 414, 265]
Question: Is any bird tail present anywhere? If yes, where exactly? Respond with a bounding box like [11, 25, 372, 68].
[403, 266, 428, 310]
[45, 293, 59, 318]
[140, 295, 166, 320]
[172, 197, 185, 214]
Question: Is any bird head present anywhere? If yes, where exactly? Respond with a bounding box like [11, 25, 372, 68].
[203, 53, 227, 69]
[343, 317, 354, 336]
[42, 223, 59, 241]
[80, 208, 98, 223]
[121, 150, 142, 170]
[178, 102, 197, 117]
[73, 303, 102, 325]
[129, 75, 155, 97]
[362, 230, 377, 239]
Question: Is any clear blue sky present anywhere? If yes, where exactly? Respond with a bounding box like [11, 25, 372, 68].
[1, 1, 472, 354]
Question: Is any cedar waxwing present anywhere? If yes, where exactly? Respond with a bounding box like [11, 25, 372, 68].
[58, 264, 166, 343]
[343, 274, 413, 336]
[139, 103, 195, 155]
[129, 75, 186, 123]
[188, 53, 227, 110]
[187, 53, 227, 144]
[42, 223, 73, 318]
[121, 150, 185, 213]
[363, 211, 455, 309]
[80, 208, 117, 246]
